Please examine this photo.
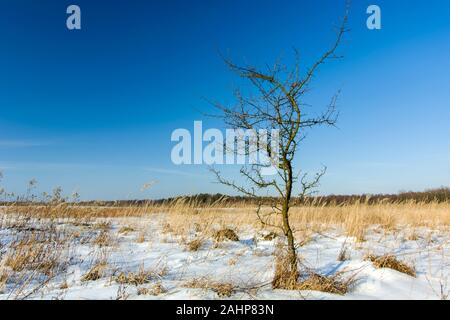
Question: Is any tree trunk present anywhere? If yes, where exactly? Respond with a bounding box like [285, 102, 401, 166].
[281, 160, 298, 276]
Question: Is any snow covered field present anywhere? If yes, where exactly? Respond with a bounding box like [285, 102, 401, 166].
[0, 213, 449, 300]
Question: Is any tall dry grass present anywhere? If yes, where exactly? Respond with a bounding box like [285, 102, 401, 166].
[0, 196, 449, 298]
[151, 199, 450, 241]
[3, 198, 449, 237]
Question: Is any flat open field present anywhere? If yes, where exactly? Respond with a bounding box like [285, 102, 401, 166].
[0, 202, 449, 300]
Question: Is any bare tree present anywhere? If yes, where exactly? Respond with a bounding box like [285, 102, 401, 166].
[211, 9, 348, 285]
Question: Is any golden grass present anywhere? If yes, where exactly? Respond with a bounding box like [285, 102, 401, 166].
[118, 226, 135, 234]
[296, 272, 354, 295]
[183, 277, 235, 297]
[0, 199, 447, 297]
[271, 252, 355, 294]
[366, 254, 416, 277]
[81, 262, 108, 282]
[4, 200, 447, 248]
[4, 235, 63, 276]
[186, 238, 204, 251]
[155, 201, 450, 242]
[135, 232, 146, 243]
[93, 231, 111, 247]
[115, 270, 151, 286]
[93, 221, 111, 231]
[4, 199, 449, 233]
[0, 271, 8, 293]
[137, 282, 166, 296]
[213, 228, 239, 242]
[113, 262, 169, 286]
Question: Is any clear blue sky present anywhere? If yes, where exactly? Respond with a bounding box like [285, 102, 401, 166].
[1, 0, 449, 200]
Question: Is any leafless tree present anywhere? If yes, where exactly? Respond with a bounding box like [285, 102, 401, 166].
[211, 9, 349, 284]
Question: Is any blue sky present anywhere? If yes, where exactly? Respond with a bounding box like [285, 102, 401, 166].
[1, 0, 450, 200]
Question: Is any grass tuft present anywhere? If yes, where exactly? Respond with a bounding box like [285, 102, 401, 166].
[213, 228, 239, 242]
[366, 254, 416, 277]
[118, 226, 135, 234]
[184, 277, 235, 297]
[81, 262, 107, 282]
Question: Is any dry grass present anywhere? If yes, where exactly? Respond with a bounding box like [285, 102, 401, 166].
[271, 244, 355, 294]
[272, 259, 354, 294]
[145, 201, 450, 247]
[271, 247, 299, 290]
[59, 281, 69, 290]
[337, 243, 350, 262]
[186, 238, 204, 251]
[183, 277, 235, 297]
[366, 254, 416, 277]
[0, 271, 8, 293]
[93, 231, 111, 247]
[0, 198, 448, 298]
[81, 262, 108, 282]
[4, 235, 63, 276]
[213, 228, 239, 242]
[137, 282, 167, 296]
[136, 232, 146, 243]
[297, 272, 354, 295]
[261, 231, 278, 241]
[115, 269, 152, 286]
[4, 199, 449, 236]
[118, 226, 135, 234]
[93, 221, 111, 231]
[114, 262, 169, 286]
[4, 204, 148, 219]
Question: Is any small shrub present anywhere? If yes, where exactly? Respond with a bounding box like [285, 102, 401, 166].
[407, 232, 420, 241]
[93, 231, 110, 247]
[337, 244, 350, 261]
[187, 238, 203, 251]
[93, 221, 111, 231]
[81, 262, 107, 282]
[115, 263, 168, 286]
[138, 282, 167, 296]
[213, 229, 239, 242]
[137, 287, 151, 295]
[183, 277, 234, 298]
[271, 244, 354, 294]
[118, 226, 135, 234]
[115, 271, 150, 286]
[59, 281, 69, 290]
[5, 240, 59, 276]
[214, 283, 234, 297]
[0, 271, 8, 293]
[366, 254, 416, 277]
[297, 272, 353, 295]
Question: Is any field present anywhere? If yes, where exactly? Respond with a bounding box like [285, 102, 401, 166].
[0, 201, 449, 300]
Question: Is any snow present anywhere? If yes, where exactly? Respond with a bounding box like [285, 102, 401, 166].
[0, 215, 448, 300]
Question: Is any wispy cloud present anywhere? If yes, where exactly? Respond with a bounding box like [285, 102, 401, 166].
[354, 161, 412, 169]
[0, 161, 98, 171]
[143, 167, 207, 178]
[0, 140, 52, 148]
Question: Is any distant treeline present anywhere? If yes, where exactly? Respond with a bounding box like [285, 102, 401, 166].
[3, 187, 449, 207]
[73, 187, 450, 207]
